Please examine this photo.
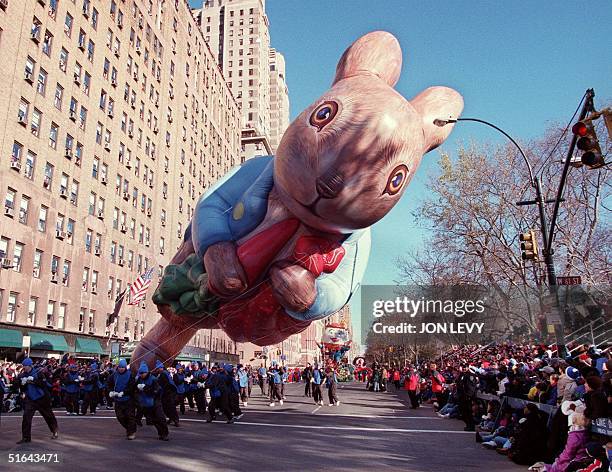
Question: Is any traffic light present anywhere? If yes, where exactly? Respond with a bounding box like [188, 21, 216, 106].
[572, 120, 604, 169]
[519, 230, 539, 261]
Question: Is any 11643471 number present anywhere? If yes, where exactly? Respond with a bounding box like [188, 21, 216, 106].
[7, 453, 60, 463]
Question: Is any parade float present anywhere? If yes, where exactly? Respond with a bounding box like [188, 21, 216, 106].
[130, 30, 463, 368]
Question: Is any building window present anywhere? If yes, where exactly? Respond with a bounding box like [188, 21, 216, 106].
[44, 162, 54, 190]
[91, 7, 98, 29]
[87, 39, 95, 62]
[54, 84, 63, 109]
[82, 267, 90, 291]
[25, 151, 35, 180]
[79, 308, 85, 333]
[66, 219, 74, 244]
[30, 108, 42, 137]
[49, 122, 58, 149]
[28, 297, 37, 326]
[58, 303, 66, 329]
[13, 242, 24, 272]
[48, 0, 59, 19]
[25, 56, 35, 82]
[19, 196, 29, 224]
[7, 292, 17, 322]
[0, 237, 7, 259]
[46, 301, 55, 327]
[33, 250, 42, 278]
[18, 98, 29, 124]
[62, 260, 70, 285]
[83, 72, 91, 95]
[64, 12, 73, 37]
[42, 30, 53, 56]
[79, 105, 87, 130]
[59, 48, 68, 72]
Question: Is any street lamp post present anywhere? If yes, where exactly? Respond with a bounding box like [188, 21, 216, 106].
[433, 90, 596, 357]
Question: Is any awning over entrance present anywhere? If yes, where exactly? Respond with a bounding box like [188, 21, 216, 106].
[28, 332, 69, 352]
[0, 327, 23, 348]
[75, 337, 105, 355]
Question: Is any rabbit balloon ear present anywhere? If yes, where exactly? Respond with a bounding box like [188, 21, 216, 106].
[333, 31, 402, 87]
[411, 86, 464, 153]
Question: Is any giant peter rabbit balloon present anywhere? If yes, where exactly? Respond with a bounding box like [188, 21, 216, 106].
[131, 31, 463, 367]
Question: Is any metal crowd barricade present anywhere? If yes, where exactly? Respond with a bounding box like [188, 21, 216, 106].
[477, 391, 611, 436]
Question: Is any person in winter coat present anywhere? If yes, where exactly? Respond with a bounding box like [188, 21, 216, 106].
[456, 365, 478, 431]
[583, 376, 609, 420]
[392, 369, 401, 390]
[404, 366, 420, 409]
[62, 363, 81, 415]
[529, 412, 590, 472]
[205, 367, 234, 423]
[135, 362, 169, 440]
[302, 364, 313, 397]
[257, 365, 267, 396]
[16, 358, 59, 444]
[268, 365, 283, 407]
[238, 365, 249, 407]
[312, 364, 324, 406]
[246, 366, 254, 397]
[173, 364, 188, 415]
[152, 360, 179, 427]
[226, 365, 243, 417]
[558, 367, 580, 403]
[326, 367, 340, 406]
[81, 363, 99, 415]
[508, 403, 548, 466]
[107, 359, 137, 439]
[193, 367, 209, 415]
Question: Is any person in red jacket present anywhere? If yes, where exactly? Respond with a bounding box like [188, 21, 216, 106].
[404, 366, 420, 409]
[430, 363, 445, 401]
[392, 369, 401, 390]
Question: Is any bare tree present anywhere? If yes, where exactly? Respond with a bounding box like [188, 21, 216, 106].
[396, 116, 611, 341]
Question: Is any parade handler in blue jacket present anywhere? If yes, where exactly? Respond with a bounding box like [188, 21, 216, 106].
[153, 360, 179, 427]
[173, 364, 188, 415]
[61, 363, 81, 415]
[205, 366, 234, 424]
[107, 359, 137, 440]
[135, 362, 169, 440]
[17, 358, 59, 444]
[81, 362, 99, 415]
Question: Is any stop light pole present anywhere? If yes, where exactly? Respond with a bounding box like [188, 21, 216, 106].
[433, 89, 597, 357]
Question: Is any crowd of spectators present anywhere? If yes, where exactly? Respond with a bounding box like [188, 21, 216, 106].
[426, 343, 611, 471]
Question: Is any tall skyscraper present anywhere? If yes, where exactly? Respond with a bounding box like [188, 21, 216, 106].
[193, 0, 289, 160]
[268, 48, 289, 153]
[0, 0, 241, 361]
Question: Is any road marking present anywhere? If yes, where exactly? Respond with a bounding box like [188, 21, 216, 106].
[1, 415, 457, 435]
[3, 410, 441, 420]
[186, 419, 473, 434]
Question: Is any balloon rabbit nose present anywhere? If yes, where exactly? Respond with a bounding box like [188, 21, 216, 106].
[316, 171, 344, 199]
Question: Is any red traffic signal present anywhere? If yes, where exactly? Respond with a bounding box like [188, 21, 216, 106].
[572, 121, 588, 137]
[572, 120, 604, 169]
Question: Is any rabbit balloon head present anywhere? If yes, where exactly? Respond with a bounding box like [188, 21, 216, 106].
[274, 31, 464, 234]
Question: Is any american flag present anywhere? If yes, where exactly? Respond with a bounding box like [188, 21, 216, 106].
[127, 268, 154, 305]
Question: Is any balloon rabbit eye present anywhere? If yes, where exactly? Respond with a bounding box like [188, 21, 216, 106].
[309, 101, 339, 130]
[384, 165, 409, 196]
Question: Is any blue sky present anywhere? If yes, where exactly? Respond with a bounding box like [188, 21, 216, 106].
[191, 1, 612, 346]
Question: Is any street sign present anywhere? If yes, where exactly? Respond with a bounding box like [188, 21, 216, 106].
[281, 354, 286, 361]
[556, 276, 582, 285]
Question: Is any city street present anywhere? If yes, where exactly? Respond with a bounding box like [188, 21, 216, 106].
[0, 382, 522, 472]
